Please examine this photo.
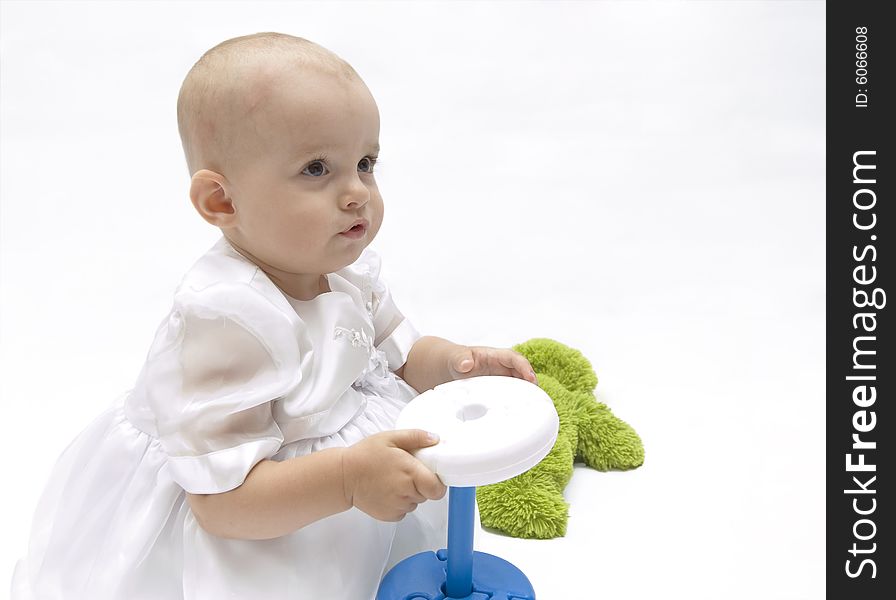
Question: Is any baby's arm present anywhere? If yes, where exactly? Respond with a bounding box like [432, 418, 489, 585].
[397, 336, 467, 392]
[187, 448, 350, 540]
[187, 429, 444, 540]
[398, 336, 539, 391]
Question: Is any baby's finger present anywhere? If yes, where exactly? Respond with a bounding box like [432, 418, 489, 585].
[401, 491, 427, 504]
[496, 350, 536, 382]
[414, 468, 447, 501]
[483, 348, 516, 377]
[510, 359, 536, 383]
[517, 356, 538, 383]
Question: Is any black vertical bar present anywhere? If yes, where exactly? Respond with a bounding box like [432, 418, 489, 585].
[827, 1, 893, 597]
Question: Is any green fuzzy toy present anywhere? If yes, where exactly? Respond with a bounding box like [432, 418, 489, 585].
[475, 338, 644, 539]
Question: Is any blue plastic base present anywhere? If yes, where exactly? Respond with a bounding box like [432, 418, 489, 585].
[376, 548, 536, 600]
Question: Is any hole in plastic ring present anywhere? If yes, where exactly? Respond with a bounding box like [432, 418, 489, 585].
[457, 403, 488, 422]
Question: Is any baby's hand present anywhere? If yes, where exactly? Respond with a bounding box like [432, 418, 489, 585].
[342, 429, 447, 522]
[449, 346, 538, 385]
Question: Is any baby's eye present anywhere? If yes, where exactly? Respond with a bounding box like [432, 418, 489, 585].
[302, 160, 329, 177]
[358, 156, 378, 173]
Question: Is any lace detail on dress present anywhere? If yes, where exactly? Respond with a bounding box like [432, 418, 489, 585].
[359, 260, 378, 320]
[333, 326, 373, 351]
[331, 258, 403, 399]
[333, 324, 400, 399]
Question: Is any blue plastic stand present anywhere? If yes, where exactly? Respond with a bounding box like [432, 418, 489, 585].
[377, 486, 536, 600]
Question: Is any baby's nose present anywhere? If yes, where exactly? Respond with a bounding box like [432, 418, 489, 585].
[341, 179, 370, 207]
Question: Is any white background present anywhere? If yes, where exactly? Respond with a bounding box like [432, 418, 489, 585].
[0, 1, 825, 598]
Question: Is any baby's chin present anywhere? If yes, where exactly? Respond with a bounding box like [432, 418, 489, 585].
[339, 240, 373, 268]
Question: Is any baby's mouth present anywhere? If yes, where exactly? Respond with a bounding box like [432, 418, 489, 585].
[340, 220, 369, 238]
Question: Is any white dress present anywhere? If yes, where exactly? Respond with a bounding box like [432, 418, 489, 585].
[11, 236, 457, 600]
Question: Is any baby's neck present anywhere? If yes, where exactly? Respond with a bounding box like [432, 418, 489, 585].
[274, 273, 331, 301]
[223, 235, 330, 300]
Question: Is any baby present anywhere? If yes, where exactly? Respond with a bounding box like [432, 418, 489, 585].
[11, 32, 538, 600]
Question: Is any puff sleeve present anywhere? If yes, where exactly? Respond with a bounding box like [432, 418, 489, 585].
[137, 283, 300, 494]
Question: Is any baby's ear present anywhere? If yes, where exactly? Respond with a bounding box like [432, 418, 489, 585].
[189, 169, 236, 226]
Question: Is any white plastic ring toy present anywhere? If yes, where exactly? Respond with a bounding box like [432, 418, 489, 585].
[394, 375, 559, 487]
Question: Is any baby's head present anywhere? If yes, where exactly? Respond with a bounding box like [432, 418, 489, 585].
[177, 33, 383, 300]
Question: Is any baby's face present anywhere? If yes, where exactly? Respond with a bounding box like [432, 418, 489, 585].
[221, 70, 383, 294]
